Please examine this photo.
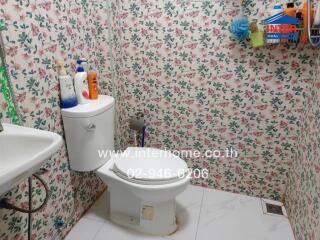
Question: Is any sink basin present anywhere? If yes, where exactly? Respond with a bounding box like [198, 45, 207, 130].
[0, 124, 63, 196]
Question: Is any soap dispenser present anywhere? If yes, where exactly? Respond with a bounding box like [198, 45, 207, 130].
[74, 59, 89, 104]
[57, 62, 78, 108]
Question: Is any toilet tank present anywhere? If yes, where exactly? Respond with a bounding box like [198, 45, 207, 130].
[61, 95, 115, 171]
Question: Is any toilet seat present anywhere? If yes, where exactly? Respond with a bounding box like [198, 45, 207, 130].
[111, 147, 189, 185]
[112, 167, 188, 185]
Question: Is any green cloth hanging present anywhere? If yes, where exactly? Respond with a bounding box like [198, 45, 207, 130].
[0, 19, 20, 124]
[0, 19, 5, 30]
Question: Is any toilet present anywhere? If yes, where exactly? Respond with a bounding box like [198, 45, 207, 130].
[61, 95, 190, 235]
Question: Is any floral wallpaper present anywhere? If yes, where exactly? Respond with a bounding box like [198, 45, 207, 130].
[0, 0, 115, 239]
[114, 0, 316, 200]
[0, 0, 319, 240]
[286, 54, 320, 240]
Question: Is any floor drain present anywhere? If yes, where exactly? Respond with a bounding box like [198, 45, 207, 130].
[265, 203, 284, 215]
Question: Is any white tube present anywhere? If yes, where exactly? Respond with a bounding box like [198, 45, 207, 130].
[314, 1, 320, 27]
[308, 0, 320, 46]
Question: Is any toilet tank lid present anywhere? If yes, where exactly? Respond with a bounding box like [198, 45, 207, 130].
[61, 95, 115, 118]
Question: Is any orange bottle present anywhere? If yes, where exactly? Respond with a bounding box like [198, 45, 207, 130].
[282, 3, 297, 43]
[284, 3, 296, 17]
[300, 0, 314, 43]
[87, 71, 99, 99]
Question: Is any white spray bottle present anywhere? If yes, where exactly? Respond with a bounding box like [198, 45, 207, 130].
[74, 59, 89, 104]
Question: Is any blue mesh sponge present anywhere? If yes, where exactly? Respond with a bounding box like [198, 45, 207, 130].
[230, 15, 250, 41]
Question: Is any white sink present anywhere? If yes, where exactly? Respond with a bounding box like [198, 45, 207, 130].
[0, 124, 63, 196]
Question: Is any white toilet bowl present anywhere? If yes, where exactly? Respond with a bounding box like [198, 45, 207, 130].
[97, 147, 190, 235]
[61, 96, 190, 235]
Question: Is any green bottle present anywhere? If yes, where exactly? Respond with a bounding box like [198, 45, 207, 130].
[250, 22, 265, 48]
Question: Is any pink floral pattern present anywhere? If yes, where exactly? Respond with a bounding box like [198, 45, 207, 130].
[0, 0, 319, 240]
[112, 0, 315, 200]
[286, 54, 320, 240]
[0, 1, 112, 239]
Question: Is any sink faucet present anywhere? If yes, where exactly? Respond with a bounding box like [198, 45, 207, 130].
[0, 121, 3, 132]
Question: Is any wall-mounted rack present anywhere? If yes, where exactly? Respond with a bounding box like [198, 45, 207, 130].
[262, 27, 319, 44]
[231, 1, 320, 47]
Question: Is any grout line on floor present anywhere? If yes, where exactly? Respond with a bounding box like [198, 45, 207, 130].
[194, 188, 205, 240]
[91, 221, 105, 240]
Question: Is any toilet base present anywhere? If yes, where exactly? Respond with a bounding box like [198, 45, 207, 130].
[107, 188, 178, 236]
[98, 155, 189, 236]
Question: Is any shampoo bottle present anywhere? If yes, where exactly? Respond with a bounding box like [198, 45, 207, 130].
[87, 70, 99, 100]
[81, 58, 89, 72]
[74, 60, 89, 104]
[57, 62, 78, 108]
[284, 3, 297, 43]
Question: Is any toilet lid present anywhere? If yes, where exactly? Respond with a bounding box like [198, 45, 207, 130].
[112, 147, 189, 183]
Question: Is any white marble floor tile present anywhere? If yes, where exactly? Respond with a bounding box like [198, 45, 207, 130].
[94, 220, 168, 240]
[167, 185, 204, 240]
[196, 188, 295, 240]
[65, 218, 104, 240]
[66, 185, 295, 240]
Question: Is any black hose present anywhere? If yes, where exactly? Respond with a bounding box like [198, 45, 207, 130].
[28, 177, 32, 240]
[0, 173, 49, 213]
[141, 126, 146, 147]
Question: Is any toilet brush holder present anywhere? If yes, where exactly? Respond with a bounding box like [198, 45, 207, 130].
[129, 112, 146, 147]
